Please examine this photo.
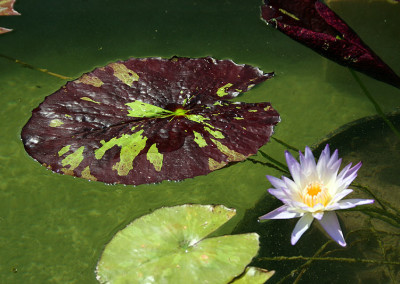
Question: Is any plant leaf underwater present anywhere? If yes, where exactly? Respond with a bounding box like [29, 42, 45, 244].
[21, 57, 280, 185]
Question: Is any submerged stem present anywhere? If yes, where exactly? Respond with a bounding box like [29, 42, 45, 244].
[349, 68, 400, 140]
[0, 53, 71, 80]
[258, 255, 400, 266]
[258, 150, 290, 174]
[271, 137, 300, 152]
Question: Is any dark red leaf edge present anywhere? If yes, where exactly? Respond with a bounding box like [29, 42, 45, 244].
[261, 0, 400, 89]
[21, 57, 280, 186]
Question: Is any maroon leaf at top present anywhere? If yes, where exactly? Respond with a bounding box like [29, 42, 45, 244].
[21, 57, 280, 186]
[261, 0, 400, 89]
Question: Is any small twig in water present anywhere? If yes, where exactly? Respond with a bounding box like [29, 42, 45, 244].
[0, 53, 71, 80]
[349, 68, 400, 140]
[271, 137, 300, 152]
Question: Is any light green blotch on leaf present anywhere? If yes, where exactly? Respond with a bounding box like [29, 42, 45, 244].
[186, 114, 210, 125]
[109, 63, 139, 86]
[147, 143, 163, 172]
[211, 138, 247, 161]
[95, 130, 147, 176]
[58, 145, 71, 156]
[49, 119, 64, 127]
[80, 97, 101, 104]
[204, 126, 224, 139]
[234, 117, 244, 120]
[126, 101, 172, 118]
[208, 158, 226, 171]
[193, 131, 207, 148]
[248, 109, 258, 112]
[65, 114, 72, 118]
[61, 146, 85, 171]
[213, 101, 223, 106]
[216, 83, 233, 97]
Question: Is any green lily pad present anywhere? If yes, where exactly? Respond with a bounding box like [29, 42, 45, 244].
[96, 204, 260, 283]
[232, 266, 275, 283]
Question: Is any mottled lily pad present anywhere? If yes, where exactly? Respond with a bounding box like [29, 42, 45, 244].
[0, 0, 20, 34]
[95, 204, 261, 283]
[261, 0, 400, 88]
[21, 57, 280, 185]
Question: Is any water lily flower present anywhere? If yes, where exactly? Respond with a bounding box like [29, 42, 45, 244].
[259, 145, 374, 247]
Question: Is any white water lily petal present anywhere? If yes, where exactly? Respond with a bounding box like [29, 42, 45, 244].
[312, 211, 324, 220]
[322, 158, 342, 187]
[329, 198, 374, 210]
[291, 214, 313, 245]
[285, 151, 301, 185]
[316, 145, 330, 171]
[342, 163, 361, 184]
[282, 176, 301, 195]
[326, 148, 339, 168]
[259, 205, 302, 220]
[336, 163, 352, 180]
[267, 175, 286, 189]
[268, 188, 291, 203]
[301, 147, 317, 180]
[318, 211, 346, 247]
[328, 189, 353, 205]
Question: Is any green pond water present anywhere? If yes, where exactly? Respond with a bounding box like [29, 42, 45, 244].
[0, 0, 399, 283]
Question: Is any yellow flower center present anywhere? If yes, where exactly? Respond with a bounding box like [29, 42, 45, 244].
[302, 181, 330, 208]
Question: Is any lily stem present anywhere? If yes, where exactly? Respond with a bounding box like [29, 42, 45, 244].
[0, 53, 71, 80]
[349, 68, 400, 140]
[258, 255, 400, 266]
[258, 150, 289, 174]
[271, 137, 300, 152]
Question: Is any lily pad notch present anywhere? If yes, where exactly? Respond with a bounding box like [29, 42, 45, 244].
[21, 57, 280, 185]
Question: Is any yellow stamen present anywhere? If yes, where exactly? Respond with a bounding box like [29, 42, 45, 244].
[302, 182, 330, 208]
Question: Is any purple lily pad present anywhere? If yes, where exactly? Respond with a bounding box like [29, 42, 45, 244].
[261, 0, 400, 89]
[21, 57, 280, 185]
